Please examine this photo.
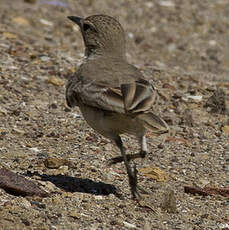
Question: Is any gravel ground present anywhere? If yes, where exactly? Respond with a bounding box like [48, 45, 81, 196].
[0, 0, 228, 229]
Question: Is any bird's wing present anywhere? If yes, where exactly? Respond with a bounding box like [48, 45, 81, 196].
[121, 78, 157, 113]
[66, 73, 157, 114]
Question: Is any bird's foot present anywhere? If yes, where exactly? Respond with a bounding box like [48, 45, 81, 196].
[128, 163, 148, 200]
[139, 150, 147, 158]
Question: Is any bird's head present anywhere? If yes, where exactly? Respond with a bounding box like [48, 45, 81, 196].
[68, 14, 126, 58]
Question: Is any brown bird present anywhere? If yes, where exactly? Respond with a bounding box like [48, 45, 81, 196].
[66, 14, 169, 199]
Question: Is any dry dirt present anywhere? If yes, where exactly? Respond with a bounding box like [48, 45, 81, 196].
[0, 0, 229, 229]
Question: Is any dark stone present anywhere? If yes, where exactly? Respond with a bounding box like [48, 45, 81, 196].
[0, 167, 48, 197]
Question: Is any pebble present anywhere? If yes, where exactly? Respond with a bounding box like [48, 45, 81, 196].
[123, 221, 136, 229]
[159, 0, 175, 7]
[39, 19, 54, 27]
[40, 56, 51, 62]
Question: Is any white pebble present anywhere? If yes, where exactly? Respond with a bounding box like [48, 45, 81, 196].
[123, 221, 136, 229]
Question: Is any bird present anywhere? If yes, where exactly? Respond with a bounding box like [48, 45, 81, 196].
[66, 14, 169, 199]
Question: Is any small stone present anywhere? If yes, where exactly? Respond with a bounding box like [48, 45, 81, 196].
[159, 0, 175, 7]
[68, 211, 81, 219]
[94, 195, 104, 200]
[24, 0, 36, 3]
[145, 2, 154, 8]
[209, 40, 217, 46]
[183, 94, 203, 102]
[40, 56, 50, 62]
[157, 143, 164, 149]
[2, 32, 17, 39]
[29, 147, 41, 153]
[12, 17, 30, 26]
[12, 128, 25, 135]
[158, 90, 170, 101]
[38, 181, 56, 193]
[162, 83, 176, 91]
[138, 167, 168, 182]
[123, 221, 136, 229]
[194, 178, 210, 189]
[47, 76, 64, 87]
[72, 112, 81, 118]
[50, 103, 58, 109]
[161, 189, 177, 213]
[40, 19, 54, 27]
[21, 218, 30, 226]
[12, 197, 31, 209]
[204, 88, 226, 114]
[222, 125, 229, 134]
[184, 186, 229, 197]
[47, 166, 69, 176]
[44, 157, 72, 169]
[181, 108, 194, 127]
[168, 43, 176, 52]
[143, 221, 152, 230]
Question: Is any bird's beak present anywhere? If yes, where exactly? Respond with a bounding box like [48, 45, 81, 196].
[67, 16, 82, 26]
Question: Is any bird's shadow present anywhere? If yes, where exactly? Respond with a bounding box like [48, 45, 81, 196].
[24, 171, 123, 198]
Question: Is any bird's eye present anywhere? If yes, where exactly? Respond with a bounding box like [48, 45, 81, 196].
[83, 23, 91, 32]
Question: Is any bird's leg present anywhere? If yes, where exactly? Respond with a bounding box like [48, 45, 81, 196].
[115, 136, 139, 199]
[108, 135, 148, 165]
[139, 135, 148, 158]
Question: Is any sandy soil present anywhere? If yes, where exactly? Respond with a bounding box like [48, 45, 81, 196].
[0, 0, 228, 229]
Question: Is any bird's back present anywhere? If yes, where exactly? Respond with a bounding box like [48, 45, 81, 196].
[66, 56, 145, 110]
[79, 57, 142, 87]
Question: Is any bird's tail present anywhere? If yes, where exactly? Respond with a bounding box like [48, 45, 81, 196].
[137, 112, 169, 134]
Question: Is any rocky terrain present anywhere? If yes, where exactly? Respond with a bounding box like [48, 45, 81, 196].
[0, 0, 228, 229]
